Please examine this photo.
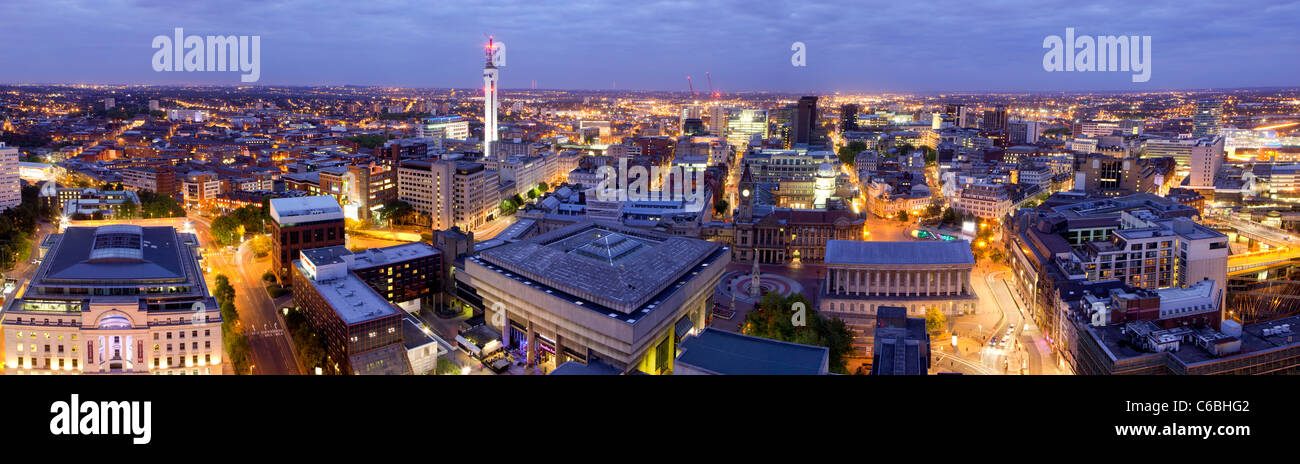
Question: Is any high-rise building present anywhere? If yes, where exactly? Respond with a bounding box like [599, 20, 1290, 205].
[1, 225, 222, 374]
[417, 116, 470, 141]
[0, 143, 20, 210]
[707, 105, 728, 136]
[103, 98, 115, 111]
[1193, 99, 1223, 139]
[269, 195, 347, 282]
[1187, 136, 1225, 189]
[679, 105, 703, 133]
[839, 104, 859, 131]
[1008, 120, 1039, 144]
[726, 109, 768, 148]
[793, 96, 818, 145]
[483, 37, 501, 160]
[397, 158, 499, 231]
[944, 103, 971, 128]
[981, 105, 1008, 132]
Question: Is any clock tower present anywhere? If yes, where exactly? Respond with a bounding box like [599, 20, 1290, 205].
[737, 163, 755, 223]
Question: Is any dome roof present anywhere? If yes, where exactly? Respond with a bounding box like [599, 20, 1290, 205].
[816, 163, 836, 178]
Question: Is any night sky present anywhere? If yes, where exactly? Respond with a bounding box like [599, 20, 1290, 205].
[2, 0, 1297, 92]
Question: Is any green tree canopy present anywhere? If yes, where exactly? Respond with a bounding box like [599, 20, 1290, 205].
[742, 292, 855, 374]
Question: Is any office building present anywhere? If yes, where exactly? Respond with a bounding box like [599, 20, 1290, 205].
[397, 158, 500, 231]
[1193, 99, 1223, 139]
[981, 105, 1008, 132]
[793, 96, 818, 146]
[291, 248, 411, 375]
[1006, 192, 1228, 348]
[417, 116, 470, 141]
[1187, 136, 1225, 190]
[839, 104, 859, 131]
[726, 109, 769, 149]
[0, 143, 20, 210]
[298, 243, 441, 313]
[269, 195, 346, 282]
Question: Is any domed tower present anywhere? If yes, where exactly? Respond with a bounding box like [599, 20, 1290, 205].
[814, 162, 836, 209]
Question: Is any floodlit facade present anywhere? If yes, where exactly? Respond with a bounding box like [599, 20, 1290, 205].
[1, 225, 222, 375]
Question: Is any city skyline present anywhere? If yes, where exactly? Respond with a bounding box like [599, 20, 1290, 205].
[2, 0, 1298, 92]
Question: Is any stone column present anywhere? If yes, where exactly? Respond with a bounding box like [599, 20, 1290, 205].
[526, 322, 537, 366]
[554, 333, 566, 367]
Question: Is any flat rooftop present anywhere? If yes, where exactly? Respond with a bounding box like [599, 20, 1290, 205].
[42, 226, 186, 282]
[269, 195, 344, 225]
[675, 328, 829, 375]
[1088, 315, 1300, 367]
[477, 221, 722, 314]
[294, 260, 398, 325]
[824, 239, 975, 266]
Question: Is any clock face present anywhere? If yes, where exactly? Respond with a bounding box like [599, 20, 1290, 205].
[742, 189, 750, 198]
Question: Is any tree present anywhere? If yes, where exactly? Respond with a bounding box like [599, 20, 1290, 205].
[741, 292, 855, 374]
[137, 190, 185, 218]
[118, 197, 139, 219]
[921, 145, 937, 165]
[893, 142, 916, 157]
[527, 189, 538, 200]
[896, 210, 909, 222]
[925, 307, 947, 334]
[377, 200, 412, 225]
[248, 234, 272, 258]
[837, 140, 867, 167]
[941, 207, 958, 226]
[499, 199, 518, 216]
[210, 214, 243, 246]
[989, 247, 1006, 264]
[713, 199, 729, 216]
[924, 202, 942, 219]
[537, 181, 549, 192]
[347, 134, 389, 149]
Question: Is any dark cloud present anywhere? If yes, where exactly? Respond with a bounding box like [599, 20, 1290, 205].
[0, 0, 1296, 91]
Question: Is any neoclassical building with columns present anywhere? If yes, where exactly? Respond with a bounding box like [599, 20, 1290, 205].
[820, 239, 977, 317]
[1, 225, 222, 375]
[819, 239, 976, 357]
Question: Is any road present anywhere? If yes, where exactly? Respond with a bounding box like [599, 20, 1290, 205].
[188, 214, 300, 375]
[473, 215, 517, 241]
[68, 215, 301, 374]
[975, 268, 1059, 375]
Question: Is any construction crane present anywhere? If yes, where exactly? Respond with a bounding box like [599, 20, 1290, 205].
[686, 76, 697, 98]
[706, 72, 718, 100]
